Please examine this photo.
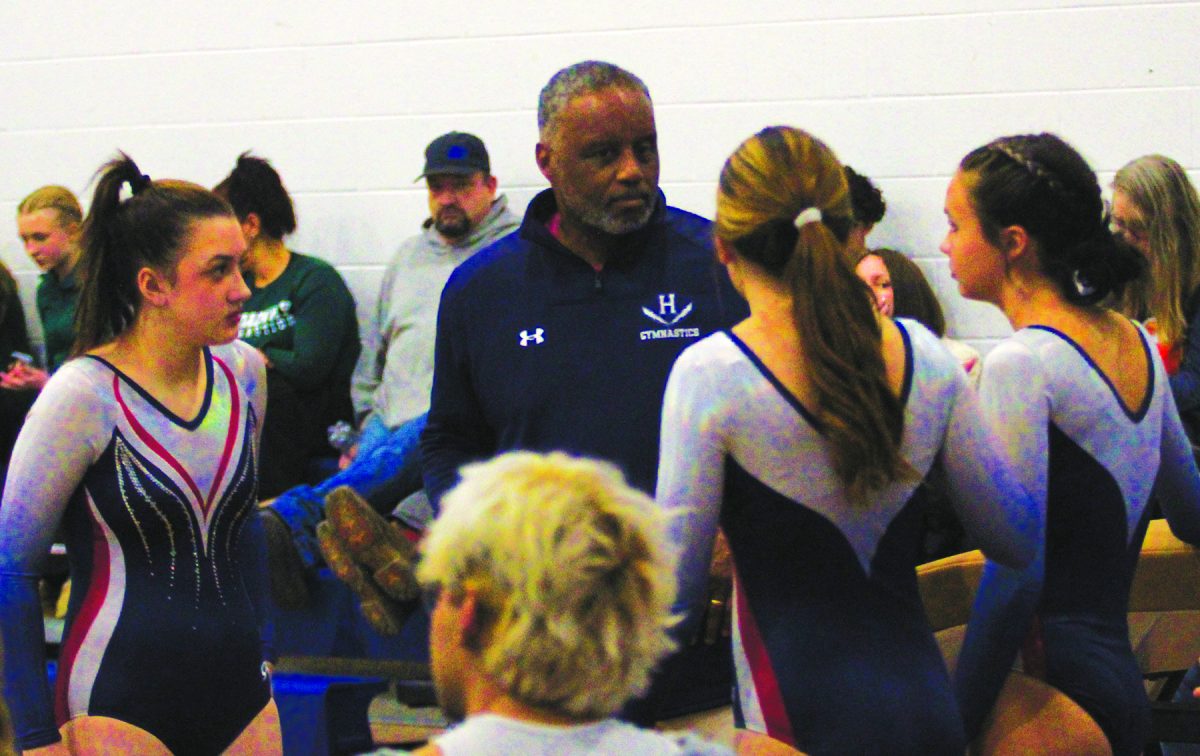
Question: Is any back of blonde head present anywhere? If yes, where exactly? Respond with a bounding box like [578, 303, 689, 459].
[416, 451, 678, 719]
[716, 126, 911, 505]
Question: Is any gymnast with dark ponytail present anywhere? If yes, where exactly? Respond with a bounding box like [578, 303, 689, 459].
[0, 153, 281, 754]
[943, 133, 1200, 755]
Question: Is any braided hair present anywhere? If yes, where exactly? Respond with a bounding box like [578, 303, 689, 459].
[960, 133, 1143, 305]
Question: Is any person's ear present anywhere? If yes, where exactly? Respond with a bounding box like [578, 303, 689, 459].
[241, 212, 262, 242]
[137, 266, 171, 307]
[999, 224, 1031, 264]
[458, 589, 486, 652]
[535, 142, 553, 183]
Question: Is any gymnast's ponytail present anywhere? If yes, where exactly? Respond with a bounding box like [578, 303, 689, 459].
[716, 126, 913, 506]
[74, 153, 234, 354]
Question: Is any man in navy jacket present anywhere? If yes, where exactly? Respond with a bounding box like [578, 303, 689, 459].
[326, 60, 745, 722]
[420, 59, 745, 722]
[422, 61, 745, 506]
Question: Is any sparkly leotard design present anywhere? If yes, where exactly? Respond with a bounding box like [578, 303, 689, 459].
[0, 342, 272, 755]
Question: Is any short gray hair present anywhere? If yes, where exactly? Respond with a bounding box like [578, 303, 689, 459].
[537, 60, 651, 140]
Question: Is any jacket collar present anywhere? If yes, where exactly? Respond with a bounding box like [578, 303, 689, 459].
[520, 188, 668, 268]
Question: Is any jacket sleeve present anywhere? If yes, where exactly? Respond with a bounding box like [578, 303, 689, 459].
[952, 341, 1048, 741]
[261, 262, 359, 392]
[1155, 361, 1200, 544]
[1170, 306, 1200, 413]
[420, 270, 495, 511]
[0, 366, 109, 750]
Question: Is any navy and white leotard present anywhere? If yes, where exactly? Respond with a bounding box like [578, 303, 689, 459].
[0, 341, 274, 755]
[658, 321, 1037, 755]
[953, 323, 1200, 755]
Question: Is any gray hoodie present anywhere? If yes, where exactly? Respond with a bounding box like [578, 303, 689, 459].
[352, 194, 520, 427]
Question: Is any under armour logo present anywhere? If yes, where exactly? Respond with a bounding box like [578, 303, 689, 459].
[519, 328, 545, 346]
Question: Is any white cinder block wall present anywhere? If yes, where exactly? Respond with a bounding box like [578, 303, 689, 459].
[2, 1, 1197, 358]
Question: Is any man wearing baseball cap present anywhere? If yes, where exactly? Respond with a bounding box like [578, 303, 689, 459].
[259, 131, 520, 609]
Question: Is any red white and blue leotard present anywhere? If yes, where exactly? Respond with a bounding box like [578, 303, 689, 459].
[953, 323, 1200, 756]
[0, 341, 273, 755]
[658, 321, 1037, 755]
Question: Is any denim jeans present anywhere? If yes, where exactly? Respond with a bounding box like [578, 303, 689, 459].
[270, 413, 426, 568]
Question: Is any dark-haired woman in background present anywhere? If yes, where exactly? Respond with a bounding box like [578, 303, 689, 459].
[857, 248, 981, 384]
[659, 126, 1037, 754]
[944, 134, 1200, 755]
[215, 152, 360, 498]
[0, 154, 280, 753]
[843, 164, 886, 260]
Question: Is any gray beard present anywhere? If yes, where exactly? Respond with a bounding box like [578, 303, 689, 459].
[565, 193, 656, 236]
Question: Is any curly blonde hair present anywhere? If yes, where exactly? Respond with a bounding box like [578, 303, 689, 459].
[417, 451, 678, 718]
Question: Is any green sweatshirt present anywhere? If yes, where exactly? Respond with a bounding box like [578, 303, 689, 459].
[238, 251, 360, 495]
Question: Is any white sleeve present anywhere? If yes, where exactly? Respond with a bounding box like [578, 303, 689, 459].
[0, 362, 113, 746]
[0, 362, 113, 575]
[223, 340, 268, 449]
[940, 341, 1044, 568]
[243, 342, 268, 449]
[655, 348, 727, 629]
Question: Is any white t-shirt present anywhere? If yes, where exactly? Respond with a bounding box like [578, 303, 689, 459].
[414, 713, 729, 755]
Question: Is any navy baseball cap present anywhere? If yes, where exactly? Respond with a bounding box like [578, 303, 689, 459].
[417, 132, 490, 179]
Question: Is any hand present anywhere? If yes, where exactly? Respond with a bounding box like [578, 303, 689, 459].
[695, 528, 733, 645]
[337, 443, 359, 471]
[0, 362, 48, 391]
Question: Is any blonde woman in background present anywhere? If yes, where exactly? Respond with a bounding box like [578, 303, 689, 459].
[1112, 155, 1200, 416]
[6, 187, 84, 390]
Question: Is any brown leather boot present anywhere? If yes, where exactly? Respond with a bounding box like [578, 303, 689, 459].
[259, 507, 311, 610]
